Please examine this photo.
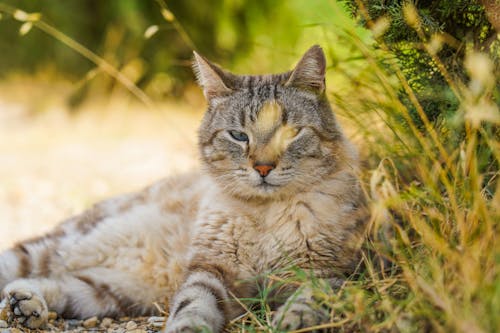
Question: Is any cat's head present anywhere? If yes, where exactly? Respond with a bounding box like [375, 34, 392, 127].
[194, 45, 351, 200]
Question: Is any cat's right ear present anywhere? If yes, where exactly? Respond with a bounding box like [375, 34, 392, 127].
[192, 51, 232, 99]
[285, 45, 326, 94]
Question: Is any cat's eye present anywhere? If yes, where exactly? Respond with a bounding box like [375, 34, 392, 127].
[229, 130, 249, 142]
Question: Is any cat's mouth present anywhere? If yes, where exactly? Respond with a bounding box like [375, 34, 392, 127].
[257, 179, 280, 190]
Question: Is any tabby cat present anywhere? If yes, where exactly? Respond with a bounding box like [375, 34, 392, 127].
[0, 45, 368, 332]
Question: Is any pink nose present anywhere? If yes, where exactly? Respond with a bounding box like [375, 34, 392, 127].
[253, 163, 275, 177]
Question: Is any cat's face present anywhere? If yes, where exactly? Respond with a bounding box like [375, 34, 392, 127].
[195, 46, 345, 200]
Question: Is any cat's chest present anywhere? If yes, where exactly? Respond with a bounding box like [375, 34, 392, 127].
[244, 200, 325, 269]
[194, 195, 338, 274]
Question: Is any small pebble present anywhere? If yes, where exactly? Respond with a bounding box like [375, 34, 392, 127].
[83, 316, 99, 328]
[125, 320, 137, 330]
[64, 319, 83, 330]
[10, 329, 22, 333]
[0, 321, 7, 328]
[101, 317, 113, 328]
[66, 319, 83, 326]
[48, 311, 58, 320]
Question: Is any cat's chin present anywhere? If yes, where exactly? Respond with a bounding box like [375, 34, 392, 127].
[239, 182, 295, 201]
[255, 182, 280, 193]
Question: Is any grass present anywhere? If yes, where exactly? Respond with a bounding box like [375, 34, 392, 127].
[1, 1, 499, 333]
[280, 6, 498, 333]
[226, 4, 500, 333]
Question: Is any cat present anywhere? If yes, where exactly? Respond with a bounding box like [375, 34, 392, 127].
[0, 45, 368, 332]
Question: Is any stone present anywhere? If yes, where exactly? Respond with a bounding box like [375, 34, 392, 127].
[0, 321, 7, 328]
[125, 320, 137, 330]
[83, 316, 99, 328]
[101, 317, 113, 328]
[48, 311, 58, 321]
[65, 319, 83, 329]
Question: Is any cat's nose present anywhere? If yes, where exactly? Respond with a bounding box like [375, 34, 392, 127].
[253, 162, 275, 177]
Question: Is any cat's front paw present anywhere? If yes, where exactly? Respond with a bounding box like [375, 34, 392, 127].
[272, 302, 327, 332]
[2, 286, 48, 329]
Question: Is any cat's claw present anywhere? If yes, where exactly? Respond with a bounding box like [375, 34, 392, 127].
[3, 288, 48, 329]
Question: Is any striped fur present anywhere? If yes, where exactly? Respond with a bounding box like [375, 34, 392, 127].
[0, 46, 369, 332]
[166, 272, 228, 332]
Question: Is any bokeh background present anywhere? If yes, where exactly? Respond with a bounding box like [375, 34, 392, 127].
[0, 1, 499, 332]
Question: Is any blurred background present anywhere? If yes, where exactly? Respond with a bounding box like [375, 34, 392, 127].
[0, 0, 362, 105]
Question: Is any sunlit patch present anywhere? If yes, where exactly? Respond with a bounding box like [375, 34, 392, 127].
[255, 100, 282, 133]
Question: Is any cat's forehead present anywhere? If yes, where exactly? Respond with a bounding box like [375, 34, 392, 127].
[254, 100, 283, 133]
[236, 73, 290, 89]
[225, 84, 318, 126]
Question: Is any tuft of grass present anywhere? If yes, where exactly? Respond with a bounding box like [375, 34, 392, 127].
[227, 4, 499, 333]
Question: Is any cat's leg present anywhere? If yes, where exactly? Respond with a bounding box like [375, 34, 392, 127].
[271, 278, 344, 332]
[2, 268, 156, 329]
[0, 234, 63, 328]
[0, 193, 162, 328]
[164, 270, 229, 333]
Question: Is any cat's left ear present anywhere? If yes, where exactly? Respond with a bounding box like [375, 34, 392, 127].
[192, 51, 232, 99]
[285, 45, 326, 94]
